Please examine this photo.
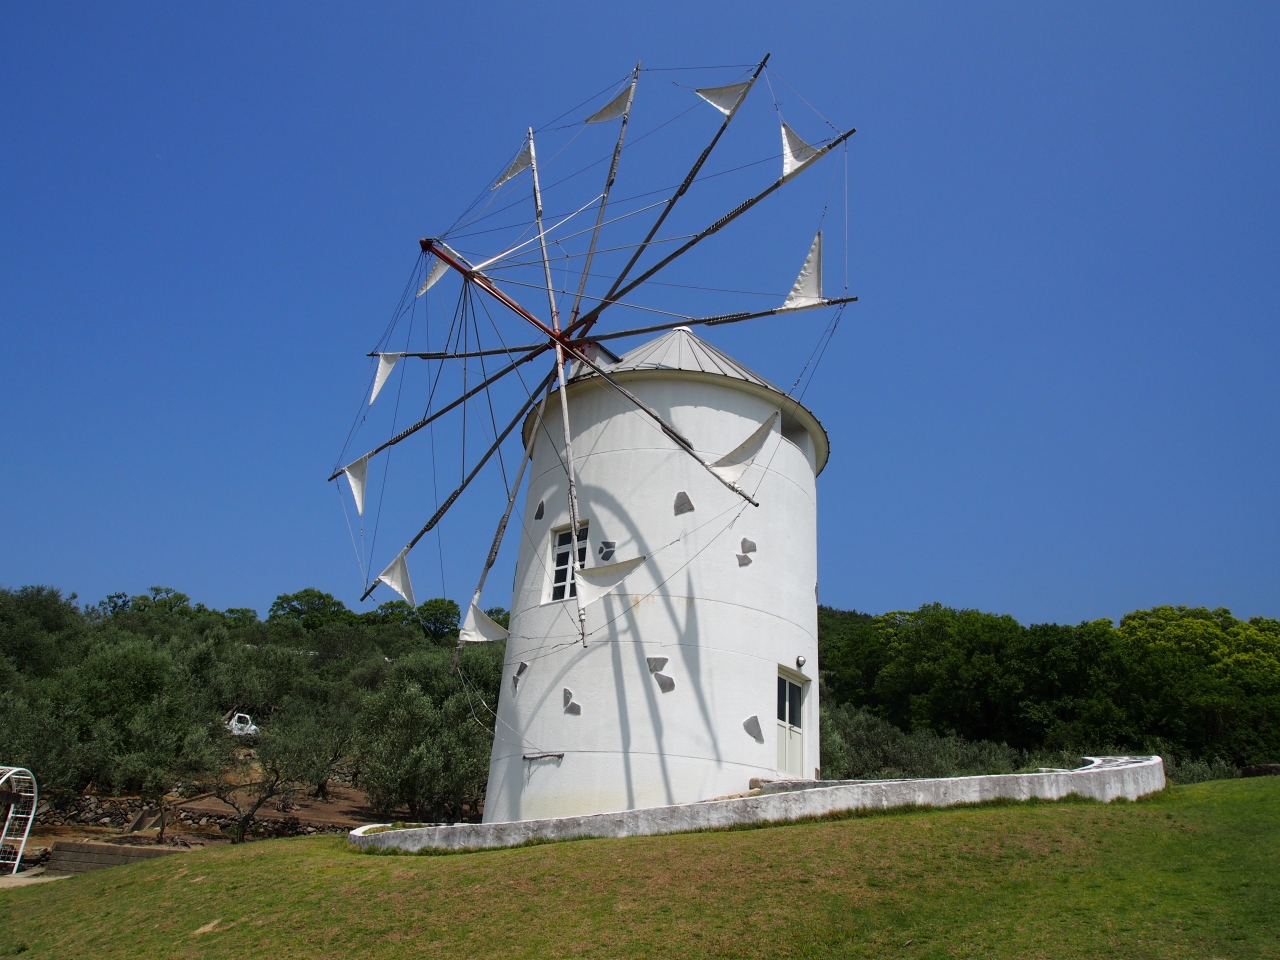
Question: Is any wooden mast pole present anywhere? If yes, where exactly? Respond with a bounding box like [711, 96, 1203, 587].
[566, 61, 641, 329]
[569, 54, 769, 340]
[529, 129, 588, 644]
[565, 124, 857, 339]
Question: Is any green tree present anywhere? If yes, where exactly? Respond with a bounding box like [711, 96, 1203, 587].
[268, 589, 354, 631]
[416, 598, 461, 644]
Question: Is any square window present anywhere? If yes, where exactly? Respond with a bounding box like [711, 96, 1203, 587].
[549, 522, 588, 601]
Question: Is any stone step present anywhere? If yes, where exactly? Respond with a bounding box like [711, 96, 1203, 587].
[46, 841, 181, 874]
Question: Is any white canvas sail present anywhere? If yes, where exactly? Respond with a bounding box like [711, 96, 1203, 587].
[343, 454, 369, 515]
[574, 555, 646, 610]
[695, 81, 752, 117]
[585, 88, 631, 124]
[782, 231, 823, 309]
[377, 548, 415, 607]
[781, 122, 820, 178]
[416, 253, 451, 297]
[710, 413, 778, 484]
[459, 603, 509, 643]
[491, 140, 532, 190]
[369, 353, 402, 404]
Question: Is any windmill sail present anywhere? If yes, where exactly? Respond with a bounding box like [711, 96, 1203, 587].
[710, 413, 778, 484]
[491, 140, 532, 190]
[416, 248, 454, 296]
[343, 454, 369, 515]
[782, 231, 823, 309]
[369, 353, 401, 404]
[695, 81, 752, 116]
[460, 603, 510, 643]
[574, 555, 647, 609]
[376, 548, 415, 607]
[781, 123, 820, 178]
[585, 87, 632, 124]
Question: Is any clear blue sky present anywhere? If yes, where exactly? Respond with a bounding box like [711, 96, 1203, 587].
[2, 2, 1277, 626]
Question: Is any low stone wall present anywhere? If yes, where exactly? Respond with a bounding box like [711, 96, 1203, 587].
[46, 841, 181, 875]
[35, 796, 348, 839]
[349, 755, 1166, 854]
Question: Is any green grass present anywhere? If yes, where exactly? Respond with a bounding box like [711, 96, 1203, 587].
[3, 779, 1277, 958]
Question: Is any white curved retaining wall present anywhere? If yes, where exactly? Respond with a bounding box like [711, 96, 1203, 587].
[350, 756, 1165, 854]
[483, 367, 825, 824]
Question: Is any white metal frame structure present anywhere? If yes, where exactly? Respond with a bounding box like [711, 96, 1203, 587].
[0, 766, 38, 875]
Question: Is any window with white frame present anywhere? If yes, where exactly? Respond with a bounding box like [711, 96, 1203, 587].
[550, 523, 588, 601]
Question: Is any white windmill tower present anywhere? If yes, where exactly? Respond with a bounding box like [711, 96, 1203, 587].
[484, 324, 829, 821]
[331, 56, 855, 822]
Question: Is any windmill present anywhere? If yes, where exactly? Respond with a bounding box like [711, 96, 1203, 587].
[331, 56, 856, 820]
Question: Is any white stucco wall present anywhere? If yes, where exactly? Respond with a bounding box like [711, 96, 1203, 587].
[353, 757, 1168, 852]
[482, 369, 824, 823]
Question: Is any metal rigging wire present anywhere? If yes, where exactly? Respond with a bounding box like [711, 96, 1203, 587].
[338, 56, 856, 618]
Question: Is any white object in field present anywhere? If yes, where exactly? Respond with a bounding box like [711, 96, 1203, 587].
[782, 231, 823, 310]
[0, 766, 37, 875]
[227, 713, 259, 737]
[484, 327, 826, 823]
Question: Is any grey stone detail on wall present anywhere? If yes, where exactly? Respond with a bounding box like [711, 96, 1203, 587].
[743, 715, 764, 742]
[563, 687, 581, 715]
[646, 657, 668, 674]
[740, 538, 756, 554]
[534, 501, 544, 520]
[736, 554, 752, 566]
[673, 492, 694, 515]
[654, 673, 675, 693]
[349, 757, 1166, 855]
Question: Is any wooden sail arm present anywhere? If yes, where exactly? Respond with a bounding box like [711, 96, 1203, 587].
[377, 345, 546, 360]
[392, 295, 858, 364]
[588, 296, 859, 344]
[420, 238, 563, 344]
[564, 125, 857, 340]
[327, 342, 550, 482]
[573, 53, 770, 339]
[360, 366, 558, 602]
[451, 386, 552, 670]
[381, 297, 857, 364]
[567, 62, 641, 328]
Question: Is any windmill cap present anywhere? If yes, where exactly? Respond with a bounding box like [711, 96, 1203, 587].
[545, 327, 830, 474]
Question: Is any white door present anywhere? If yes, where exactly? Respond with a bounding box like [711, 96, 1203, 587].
[777, 675, 804, 777]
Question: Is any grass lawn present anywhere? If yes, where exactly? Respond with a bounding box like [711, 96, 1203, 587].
[2, 778, 1276, 959]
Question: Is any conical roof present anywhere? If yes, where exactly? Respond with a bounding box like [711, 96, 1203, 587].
[598, 327, 779, 390]
[553, 325, 829, 474]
